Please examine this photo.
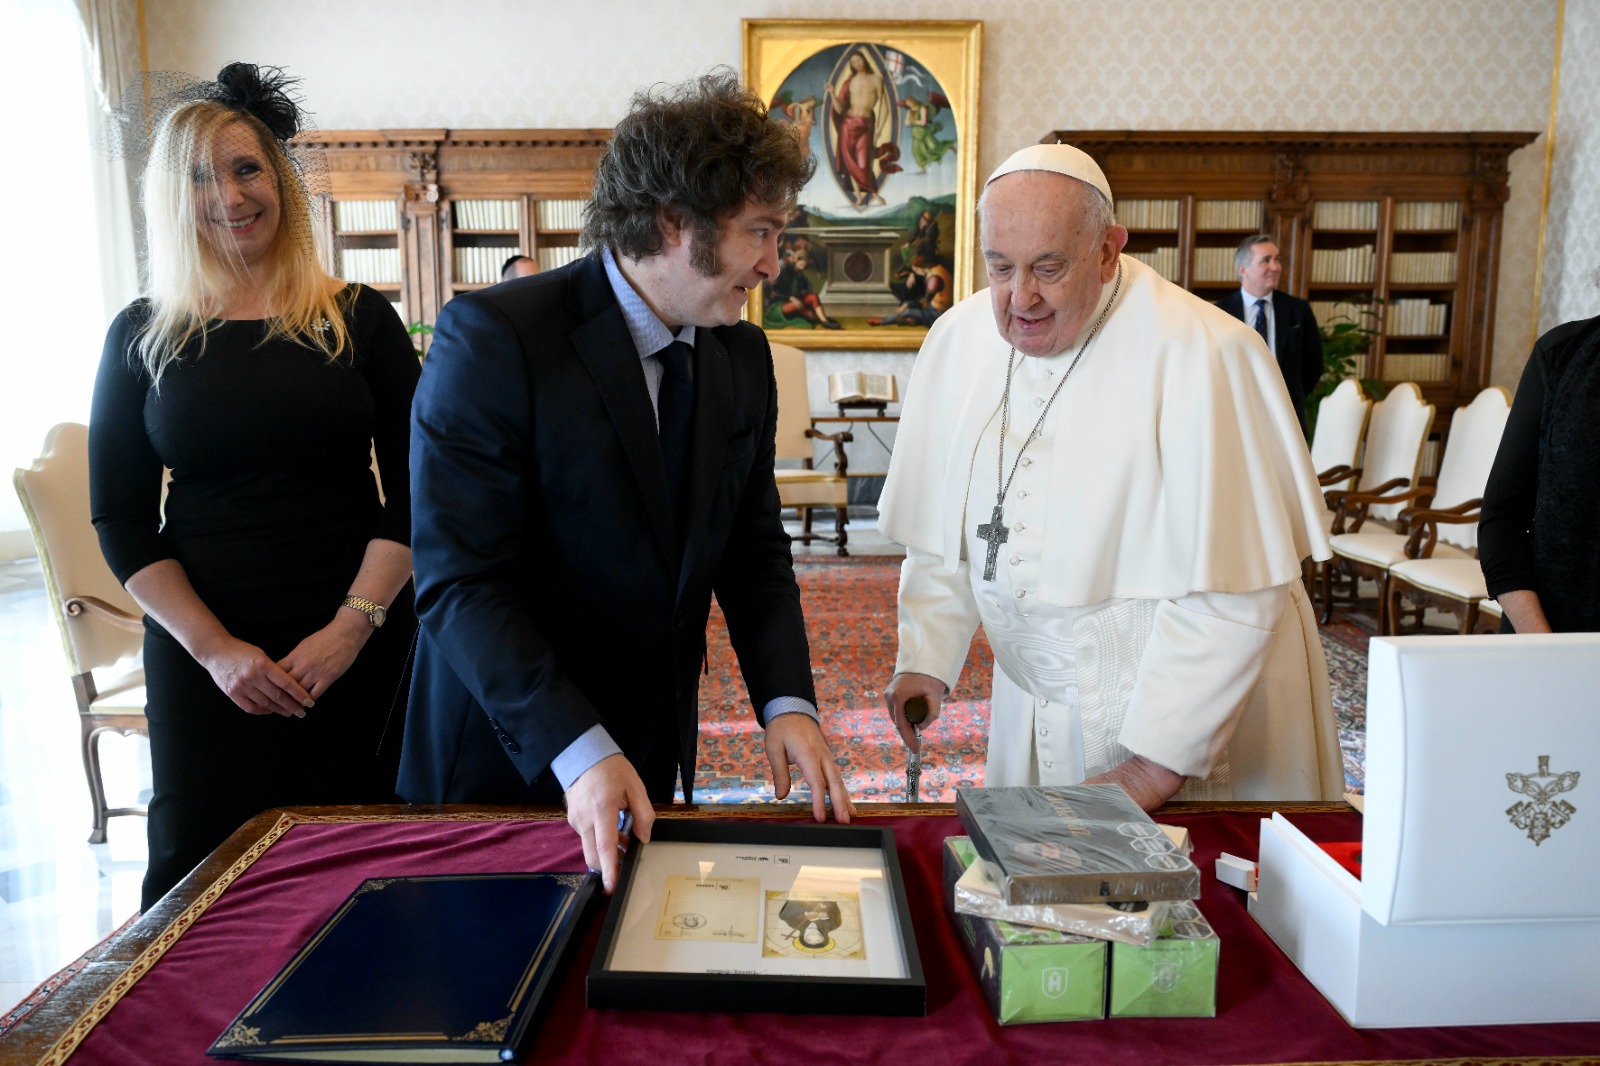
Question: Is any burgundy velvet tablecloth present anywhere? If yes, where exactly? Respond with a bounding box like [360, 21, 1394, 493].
[51, 809, 1600, 1065]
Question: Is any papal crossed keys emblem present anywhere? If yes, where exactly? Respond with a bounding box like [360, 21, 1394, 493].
[1506, 755, 1580, 845]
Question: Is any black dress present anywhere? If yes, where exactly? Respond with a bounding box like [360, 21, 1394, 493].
[1479, 314, 1600, 633]
[89, 285, 420, 909]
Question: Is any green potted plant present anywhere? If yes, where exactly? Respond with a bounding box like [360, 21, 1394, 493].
[408, 320, 433, 358]
[1307, 298, 1385, 438]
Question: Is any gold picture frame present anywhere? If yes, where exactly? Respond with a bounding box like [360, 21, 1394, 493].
[743, 18, 982, 350]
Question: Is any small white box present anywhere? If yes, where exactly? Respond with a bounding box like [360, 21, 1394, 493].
[1250, 634, 1600, 1028]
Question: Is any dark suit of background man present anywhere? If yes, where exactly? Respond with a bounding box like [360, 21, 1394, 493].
[1217, 234, 1324, 439]
[401, 71, 855, 890]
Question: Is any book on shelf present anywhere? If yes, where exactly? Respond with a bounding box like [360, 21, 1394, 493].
[955, 784, 1202, 906]
[1312, 200, 1378, 230]
[1129, 247, 1179, 283]
[453, 245, 520, 286]
[332, 199, 398, 233]
[208, 871, 597, 1063]
[537, 245, 584, 271]
[454, 199, 520, 230]
[1191, 247, 1237, 283]
[828, 370, 897, 406]
[1393, 201, 1460, 231]
[1193, 199, 1263, 230]
[534, 199, 588, 230]
[1114, 199, 1179, 230]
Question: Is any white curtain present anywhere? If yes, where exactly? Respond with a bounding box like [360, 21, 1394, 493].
[73, 0, 141, 111]
[0, 0, 139, 557]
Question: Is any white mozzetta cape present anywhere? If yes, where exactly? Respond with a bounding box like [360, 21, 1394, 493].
[879, 255, 1331, 604]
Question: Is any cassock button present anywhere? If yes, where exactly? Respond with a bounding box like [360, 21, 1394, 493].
[1033, 396, 1044, 407]
[1038, 727, 1049, 737]
[1018, 489, 1029, 499]
[1015, 521, 1027, 532]
[1021, 457, 1033, 467]
[1009, 555, 1021, 565]
[1040, 700, 1050, 707]
[1043, 760, 1054, 770]
[1014, 589, 1027, 598]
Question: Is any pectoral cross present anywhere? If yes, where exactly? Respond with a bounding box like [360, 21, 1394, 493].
[977, 503, 1010, 582]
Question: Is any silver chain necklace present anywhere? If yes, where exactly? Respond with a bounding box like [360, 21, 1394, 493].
[976, 260, 1123, 581]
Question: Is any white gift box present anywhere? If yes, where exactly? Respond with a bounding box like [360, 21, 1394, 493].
[1249, 633, 1600, 1028]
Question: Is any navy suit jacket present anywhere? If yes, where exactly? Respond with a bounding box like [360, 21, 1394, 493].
[1217, 289, 1324, 438]
[399, 254, 815, 804]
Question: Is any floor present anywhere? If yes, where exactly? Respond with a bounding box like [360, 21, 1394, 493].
[0, 514, 896, 1012]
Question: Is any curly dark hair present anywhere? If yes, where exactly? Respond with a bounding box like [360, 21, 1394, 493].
[582, 69, 815, 276]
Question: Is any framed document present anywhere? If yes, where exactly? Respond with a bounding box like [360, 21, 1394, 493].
[587, 820, 925, 1016]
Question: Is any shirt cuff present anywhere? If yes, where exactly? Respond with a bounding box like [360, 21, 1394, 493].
[550, 723, 623, 791]
[761, 696, 819, 728]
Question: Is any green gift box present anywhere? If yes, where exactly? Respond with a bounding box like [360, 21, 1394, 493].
[1108, 899, 1219, 1017]
[944, 837, 1107, 1024]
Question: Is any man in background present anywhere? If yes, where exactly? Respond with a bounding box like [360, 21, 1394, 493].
[403, 72, 854, 890]
[1217, 235, 1324, 438]
[500, 254, 538, 281]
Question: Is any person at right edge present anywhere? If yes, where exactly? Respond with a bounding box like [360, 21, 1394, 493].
[1479, 312, 1600, 633]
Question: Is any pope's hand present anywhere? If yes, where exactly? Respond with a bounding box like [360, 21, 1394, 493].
[883, 672, 946, 752]
[565, 754, 653, 894]
[765, 713, 855, 823]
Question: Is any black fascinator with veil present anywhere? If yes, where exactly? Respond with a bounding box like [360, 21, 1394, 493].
[102, 61, 331, 257]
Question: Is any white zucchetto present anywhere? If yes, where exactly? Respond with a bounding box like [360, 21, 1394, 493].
[985, 143, 1114, 207]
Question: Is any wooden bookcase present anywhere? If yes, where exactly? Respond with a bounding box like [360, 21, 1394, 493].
[302, 129, 611, 335]
[1048, 131, 1537, 446]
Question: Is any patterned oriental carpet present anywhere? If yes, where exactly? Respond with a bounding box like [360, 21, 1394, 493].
[691, 557, 1373, 804]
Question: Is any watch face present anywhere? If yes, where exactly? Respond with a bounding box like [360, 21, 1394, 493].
[371, 605, 386, 627]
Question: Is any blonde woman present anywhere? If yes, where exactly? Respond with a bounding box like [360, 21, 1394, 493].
[89, 64, 418, 910]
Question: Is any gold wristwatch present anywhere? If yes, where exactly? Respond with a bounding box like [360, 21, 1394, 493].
[341, 595, 387, 628]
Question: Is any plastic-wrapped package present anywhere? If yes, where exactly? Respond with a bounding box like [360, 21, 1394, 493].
[949, 838, 1167, 947]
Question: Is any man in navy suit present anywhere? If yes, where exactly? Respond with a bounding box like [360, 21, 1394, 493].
[401, 72, 854, 891]
[1216, 235, 1324, 438]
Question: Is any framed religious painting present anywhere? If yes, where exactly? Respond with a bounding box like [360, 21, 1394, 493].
[743, 19, 982, 350]
[586, 820, 925, 1015]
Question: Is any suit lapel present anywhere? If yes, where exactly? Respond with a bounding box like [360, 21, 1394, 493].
[676, 327, 734, 603]
[565, 260, 678, 567]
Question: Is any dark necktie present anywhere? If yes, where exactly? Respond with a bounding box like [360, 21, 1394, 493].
[654, 340, 695, 517]
[1254, 298, 1272, 351]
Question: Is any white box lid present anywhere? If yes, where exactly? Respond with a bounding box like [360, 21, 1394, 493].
[1363, 634, 1600, 926]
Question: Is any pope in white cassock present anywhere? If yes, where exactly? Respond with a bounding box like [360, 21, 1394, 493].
[879, 143, 1344, 810]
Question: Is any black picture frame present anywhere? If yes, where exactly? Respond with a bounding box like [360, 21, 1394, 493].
[586, 820, 925, 1016]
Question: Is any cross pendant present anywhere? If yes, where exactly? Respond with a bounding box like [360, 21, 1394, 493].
[977, 503, 1010, 581]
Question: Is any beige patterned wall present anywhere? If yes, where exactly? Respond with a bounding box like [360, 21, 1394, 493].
[146, 0, 1562, 411]
[1541, 0, 1600, 342]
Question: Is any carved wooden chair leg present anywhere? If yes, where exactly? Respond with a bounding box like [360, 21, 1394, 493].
[834, 506, 849, 557]
[1458, 600, 1479, 634]
[82, 717, 110, 845]
[1319, 559, 1336, 624]
[1384, 581, 1404, 636]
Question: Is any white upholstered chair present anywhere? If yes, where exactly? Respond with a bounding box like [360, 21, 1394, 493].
[1317, 382, 1434, 624]
[1323, 387, 1508, 634]
[1376, 388, 1512, 634]
[1309, 378, 1371, 494]
[14, 422, 149, 843]
[769, 342, 851, 555]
